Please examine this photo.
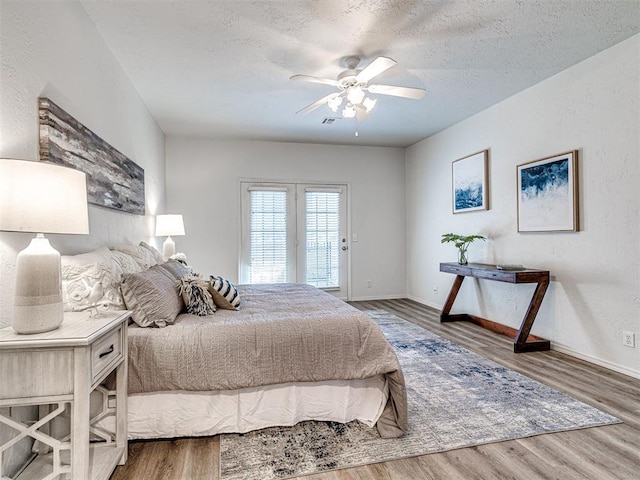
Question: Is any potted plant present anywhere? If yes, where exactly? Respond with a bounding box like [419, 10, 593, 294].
[441, 233, 486, 265]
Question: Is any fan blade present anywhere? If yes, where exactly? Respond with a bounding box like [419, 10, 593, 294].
[290, 74, 338, 87]
[296, 93, 336, 115]
[356, 56, 396, 83]
[368, 84, 426, 99]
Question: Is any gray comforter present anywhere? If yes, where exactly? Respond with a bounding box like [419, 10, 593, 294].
[126, 283, 407, 438]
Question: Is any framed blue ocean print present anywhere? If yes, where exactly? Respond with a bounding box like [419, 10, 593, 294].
[517, 150, 579, 232]
[452, 150, 489, 213]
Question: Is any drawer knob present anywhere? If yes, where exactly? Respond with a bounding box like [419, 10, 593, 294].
[99, 344, 114, 359]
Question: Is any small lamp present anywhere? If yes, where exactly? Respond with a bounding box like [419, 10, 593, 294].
[0, 159, 89, 334]
[155, 214, 185, 260]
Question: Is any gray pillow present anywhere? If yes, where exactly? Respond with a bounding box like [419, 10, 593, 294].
[121, 265, 184, 327]
[157, 259, 192, 280]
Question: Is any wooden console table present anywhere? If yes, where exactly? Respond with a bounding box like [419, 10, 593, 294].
[440, 262, 550, 353]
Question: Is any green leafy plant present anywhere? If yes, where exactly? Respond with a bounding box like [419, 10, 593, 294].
[441, 233, 486, 265]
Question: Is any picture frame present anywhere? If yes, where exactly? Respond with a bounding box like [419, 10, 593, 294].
[517, 150, 579, 232]
[452, 150, 489, 213]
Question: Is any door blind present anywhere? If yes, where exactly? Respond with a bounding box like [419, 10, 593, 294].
[249, 189, 288, 283]
[305, 191, 340, 288]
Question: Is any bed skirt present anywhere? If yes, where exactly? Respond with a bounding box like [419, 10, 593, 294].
[97, 376, 388, 439]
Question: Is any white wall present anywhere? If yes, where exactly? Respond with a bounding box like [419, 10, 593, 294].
[165, 138, 406, 300]
[0, 1, 166, 329]
[406, 35, 640, 378]
[0, 3, 165, 474]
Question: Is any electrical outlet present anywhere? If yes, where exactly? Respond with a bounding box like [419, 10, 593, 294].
[367, 280, 372, 288]
[432, 285, 438, 294]
[622, 331, 635, 348]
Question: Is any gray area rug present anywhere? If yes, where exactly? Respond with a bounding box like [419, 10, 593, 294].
[220, 310, 620, 479]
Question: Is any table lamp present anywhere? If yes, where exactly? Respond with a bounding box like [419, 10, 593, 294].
[0, 159, 89, 334]
[155, 214, 185, 259]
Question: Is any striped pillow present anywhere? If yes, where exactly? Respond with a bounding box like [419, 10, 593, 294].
[208, 276, 241, 310]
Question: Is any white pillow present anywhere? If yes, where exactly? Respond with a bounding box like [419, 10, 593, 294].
[110, 244, 159, 271]
[61, 247, 125, 312]
[140, 241, 165, 264]
[109, 250, 143, 278]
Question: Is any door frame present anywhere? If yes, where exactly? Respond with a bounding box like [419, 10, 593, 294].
[239, 178, 352, 300]
[296, 184, 348, 299]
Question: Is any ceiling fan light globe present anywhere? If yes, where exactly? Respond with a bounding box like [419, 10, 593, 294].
[347, 86, 365, 105]
[363, 97, 377, 112]
[342, 103, 356, 118]
[327, 95, 343, 112]
[355, 105, 370, 122]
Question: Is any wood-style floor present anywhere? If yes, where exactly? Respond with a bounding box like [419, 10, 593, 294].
[111, 299, 640, 480]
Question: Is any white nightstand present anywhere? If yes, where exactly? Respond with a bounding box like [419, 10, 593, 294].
[0, 310, 130, 479]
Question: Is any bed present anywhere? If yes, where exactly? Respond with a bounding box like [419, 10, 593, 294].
[61, 245, 408, 440]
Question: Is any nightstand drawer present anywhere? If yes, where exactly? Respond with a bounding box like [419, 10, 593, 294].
[0, 349, 73, 399]
[91, 326, 123, 383]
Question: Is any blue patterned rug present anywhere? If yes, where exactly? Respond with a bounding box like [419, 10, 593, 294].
[220, 310, 620, 479]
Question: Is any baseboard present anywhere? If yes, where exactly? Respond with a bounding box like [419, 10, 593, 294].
[551, 342, 640, 380]
[406, 295, 640, 380]
[406, 294, 441, 311]
[349, 294, 407, 302]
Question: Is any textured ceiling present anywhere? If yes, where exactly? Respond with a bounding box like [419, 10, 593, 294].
[81, 0, 640, 147]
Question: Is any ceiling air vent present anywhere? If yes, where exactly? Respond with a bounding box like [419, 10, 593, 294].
[322, 118, 339, 125]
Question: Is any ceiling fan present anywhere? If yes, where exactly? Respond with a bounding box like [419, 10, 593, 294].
[290, 56, 425, 121]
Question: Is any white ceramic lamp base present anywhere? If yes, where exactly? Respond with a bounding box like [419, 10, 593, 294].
[163, 236, 176, 260]
[13, 234, 64, 334]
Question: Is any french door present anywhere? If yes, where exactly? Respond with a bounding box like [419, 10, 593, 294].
[240, 182, 348, 298]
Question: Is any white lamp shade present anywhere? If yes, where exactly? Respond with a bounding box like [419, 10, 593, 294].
[155, 214, 185, 236]
[0, 159, 89, 234]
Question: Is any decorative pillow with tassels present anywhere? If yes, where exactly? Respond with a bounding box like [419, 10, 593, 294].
[208, 276, 241, 310]
[179, 274, 216, 316]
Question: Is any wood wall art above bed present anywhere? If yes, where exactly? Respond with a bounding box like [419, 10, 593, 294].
[38, 97, 145, 215]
